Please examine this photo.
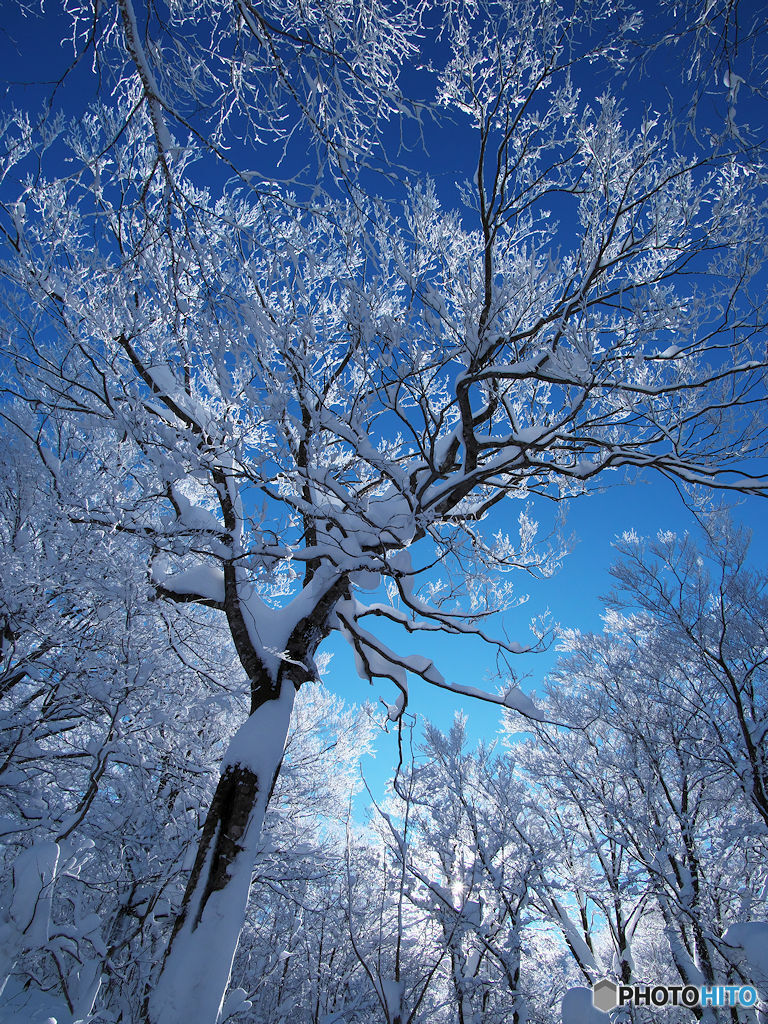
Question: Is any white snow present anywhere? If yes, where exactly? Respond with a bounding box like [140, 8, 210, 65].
[514, 425, 547, 444]
[153, 562, 225, 604]
[118, 0, 176, 157]
[350, 569, 382, 591]
[502, 685, 548, 720]
[223, 681, 296, 777]
[547, 898, 599, 974]
[147, 855, 255, 1024]
[171, 484, 225, 536]
[381, 977, 405, 1019]
[385, 691, 406, 722]
[723, 921, 768, 982]
[0, 842, 60, 1003]
[7, 841, 59, 947]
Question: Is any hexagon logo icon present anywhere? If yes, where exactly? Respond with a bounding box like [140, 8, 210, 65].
[593, 979, 619, 1013]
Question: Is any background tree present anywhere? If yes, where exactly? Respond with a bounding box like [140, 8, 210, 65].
[0, 421, 243, 1021]
[606, 516, 768, 829]
[519, 524, 768, 1020]
[402, 720, 535, 1024]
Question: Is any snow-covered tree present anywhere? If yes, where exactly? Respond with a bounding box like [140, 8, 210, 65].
[2, 1, 768, 1020]
[606, 516, 768, 831]
[0, 422, 242, 1020]
[343, 821, 450, 1024]
[229, 684, 378, 1024]
[402, 720, 535, 1024]
[519, 534, 768, 1020]
[0, 427, 378, 1021]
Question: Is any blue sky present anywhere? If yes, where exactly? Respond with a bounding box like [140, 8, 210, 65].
[332, 469, 768, 802]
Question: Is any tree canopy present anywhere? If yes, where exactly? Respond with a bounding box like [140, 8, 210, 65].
[1, 0, 767, 1021]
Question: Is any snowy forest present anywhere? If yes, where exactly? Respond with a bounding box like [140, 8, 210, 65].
[1, 0, 768, 1021]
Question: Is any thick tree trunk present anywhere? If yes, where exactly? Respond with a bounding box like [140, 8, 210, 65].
[146, 681, 295, 1024]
